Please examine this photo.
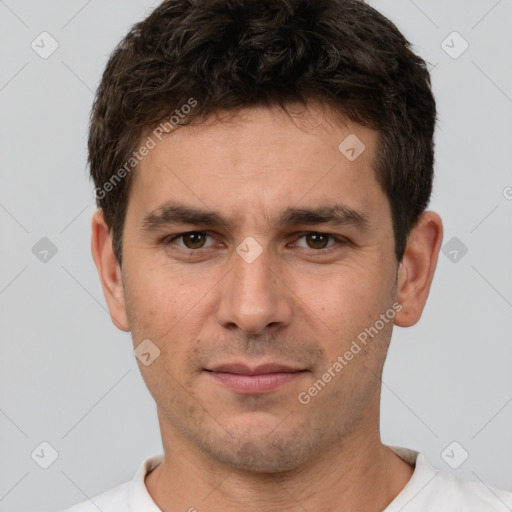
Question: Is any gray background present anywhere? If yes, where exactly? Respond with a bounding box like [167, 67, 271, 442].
[0, 0, 511, 510]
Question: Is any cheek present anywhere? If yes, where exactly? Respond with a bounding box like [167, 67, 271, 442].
[296, 263, 389, 338]
[124, 266, 195, 343]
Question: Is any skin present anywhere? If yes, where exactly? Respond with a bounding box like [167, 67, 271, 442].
[91, 101, 443, 511]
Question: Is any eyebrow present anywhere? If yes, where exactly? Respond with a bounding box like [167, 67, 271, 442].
[140, 201, 371, 233]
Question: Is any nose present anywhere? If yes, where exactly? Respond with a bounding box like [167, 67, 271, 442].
[216, 243, 293, 335]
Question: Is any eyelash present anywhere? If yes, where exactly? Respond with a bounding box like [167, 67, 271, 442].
[163, 231, 348, 254]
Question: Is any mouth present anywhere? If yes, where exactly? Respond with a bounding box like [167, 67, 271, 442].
[204, 362, 308, 394]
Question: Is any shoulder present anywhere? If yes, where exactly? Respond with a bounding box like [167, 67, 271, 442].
[57, 453, 164, 512]
[387, 447, 512, 512]
[428, 465, 512, 511]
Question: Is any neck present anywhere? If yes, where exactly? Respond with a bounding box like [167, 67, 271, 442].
[145, 414, 414, 511]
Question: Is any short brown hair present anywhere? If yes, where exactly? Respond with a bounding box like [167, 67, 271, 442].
[88, 0, 436, 266]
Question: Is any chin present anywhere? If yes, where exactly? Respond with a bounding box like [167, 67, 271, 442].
[232, 442, 305, 473]
[200, 425, 315, 474]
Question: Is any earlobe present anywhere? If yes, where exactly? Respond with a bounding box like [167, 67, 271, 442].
[394, 211, 443, 328]
[90, 209, 130, 332]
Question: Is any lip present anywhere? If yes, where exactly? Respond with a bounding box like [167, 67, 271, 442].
[207, 363, 303, 375]
[205, 362, 307, 394]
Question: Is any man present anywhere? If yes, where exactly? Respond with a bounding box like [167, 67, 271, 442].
[61, 0, 512, 510]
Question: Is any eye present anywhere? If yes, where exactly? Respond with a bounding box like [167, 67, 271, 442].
[163, 231, 347, 254]
[166, 231, 215, 250]
[292, 232, 345, 250]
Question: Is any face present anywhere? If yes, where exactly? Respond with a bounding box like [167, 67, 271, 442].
[112, 103, 402, 472]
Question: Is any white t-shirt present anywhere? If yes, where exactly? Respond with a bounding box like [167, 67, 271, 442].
[59, 445, 512, 511]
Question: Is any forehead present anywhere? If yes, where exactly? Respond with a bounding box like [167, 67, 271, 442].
[127, 103, 388, 228]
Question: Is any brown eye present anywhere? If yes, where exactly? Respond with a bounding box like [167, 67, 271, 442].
[304, 233, 331, 249]
[292, 232, 341, 250]
[181, 232, 207, 249]
[166, 231, 214, 251]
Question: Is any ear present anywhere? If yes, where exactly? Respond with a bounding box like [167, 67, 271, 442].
[91, 209, 130, 331]
[394, 211, 443, 327]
